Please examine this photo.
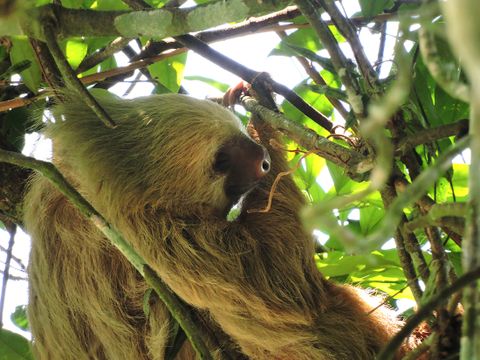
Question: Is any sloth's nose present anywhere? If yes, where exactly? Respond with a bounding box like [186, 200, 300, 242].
[256, 147, 271, 178]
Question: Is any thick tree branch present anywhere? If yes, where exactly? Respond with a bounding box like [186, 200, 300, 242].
[15, 1, 291, 40]
[240, 96, 367, 179]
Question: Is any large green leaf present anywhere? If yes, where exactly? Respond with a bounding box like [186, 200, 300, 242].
[315, 251, 398, 278]
[271, 28, 324, 57]
[184, 75, 230, 93]
[326, 161, 355, 195]
[0, 328, 33, 360]
[359, 206, 385, 235]
[148, 53, 187, 93]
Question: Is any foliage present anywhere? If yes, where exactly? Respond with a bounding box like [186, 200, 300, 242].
[0, 0, 475, 358]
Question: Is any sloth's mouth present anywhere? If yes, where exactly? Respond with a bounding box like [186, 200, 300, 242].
[225, 181, 259, 203]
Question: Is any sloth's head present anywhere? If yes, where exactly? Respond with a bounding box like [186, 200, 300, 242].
[47, 92, 270, 217]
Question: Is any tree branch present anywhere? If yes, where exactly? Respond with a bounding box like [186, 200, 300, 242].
[16, 1, 291, 39]
[240, 95, 367, 179]
[320, 0, 378, 90]
[175, 34, 334, 131]
[43, 23, 117, 128]
[394, 119, 469, 156]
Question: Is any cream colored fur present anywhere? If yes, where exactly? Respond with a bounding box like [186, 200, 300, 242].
[25, 93, 406, 359]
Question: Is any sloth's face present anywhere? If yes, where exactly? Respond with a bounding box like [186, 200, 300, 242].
[212, 134, 271, 205]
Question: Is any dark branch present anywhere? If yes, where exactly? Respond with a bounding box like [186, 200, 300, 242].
[175, 34, 333, 132]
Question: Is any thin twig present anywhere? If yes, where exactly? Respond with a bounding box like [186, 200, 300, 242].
[376, 22, 387, 75]
[77, 37, 132, 74]
[0, 243, 26, 271]
[0, 224, 16, 328]
[29, 38, 63, 90]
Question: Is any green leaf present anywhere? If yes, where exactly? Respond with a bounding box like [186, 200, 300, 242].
[184, 75, 230, 93]
[143, 288, 153, 317]
[281, 81, 333, 135]
[359, 0, 394, 17]
[315, 251, 398, 278]
[271, 26, 345, 58]
[0, 328, 33, 360]
[9, 36, 42, 93]
[359, 206, 385, 235]
[326, 161, 355, 195]
[11, 305, 29, 331]
[64, 39, 88, 70]
[148, 53, 187, 93]
[271, 28, 324, 56]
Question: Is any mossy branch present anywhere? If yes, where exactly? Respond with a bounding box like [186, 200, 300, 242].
[8, 1, 290, 39]
[0, 149, 213, 360]
[239, 95, 366, 179]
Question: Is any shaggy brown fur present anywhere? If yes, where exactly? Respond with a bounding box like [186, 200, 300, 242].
[25, 93, 407, 359]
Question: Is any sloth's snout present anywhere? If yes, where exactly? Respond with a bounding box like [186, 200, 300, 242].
[255, 147, 271, 179]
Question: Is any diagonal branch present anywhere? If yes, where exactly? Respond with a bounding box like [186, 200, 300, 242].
[43, 23, 117, 128]
[175, 34, 334, 132]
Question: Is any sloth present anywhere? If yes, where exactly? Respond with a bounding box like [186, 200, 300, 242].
[24, 92, 408, 359]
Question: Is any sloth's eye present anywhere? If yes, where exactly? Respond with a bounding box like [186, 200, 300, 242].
[213, 151, 230, 173]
